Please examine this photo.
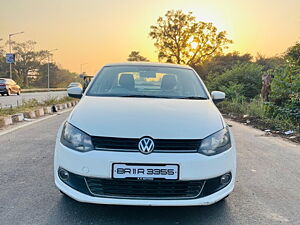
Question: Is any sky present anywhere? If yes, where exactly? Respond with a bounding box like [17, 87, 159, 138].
[0, 0, 299, 74]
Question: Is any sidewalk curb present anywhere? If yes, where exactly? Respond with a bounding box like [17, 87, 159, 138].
[0, 99, 79, 135]
[0, 108, 73, 137]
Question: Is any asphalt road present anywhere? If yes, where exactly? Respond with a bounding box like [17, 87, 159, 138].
[0, 111, 299, 225]
[0, 91, 67, 108]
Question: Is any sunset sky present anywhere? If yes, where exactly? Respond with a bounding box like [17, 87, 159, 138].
[1, 0, 299, 74]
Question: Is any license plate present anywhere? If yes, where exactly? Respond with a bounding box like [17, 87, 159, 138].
[112, 164, 179, 180]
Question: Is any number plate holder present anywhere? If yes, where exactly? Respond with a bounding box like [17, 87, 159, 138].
[112, 163, 179, 180]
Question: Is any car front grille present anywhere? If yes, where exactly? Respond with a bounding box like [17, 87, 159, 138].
[85, 178, 204, 199]
[91, 136, 201, 153]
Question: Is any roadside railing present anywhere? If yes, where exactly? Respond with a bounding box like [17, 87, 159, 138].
[21, 88, 67, 93]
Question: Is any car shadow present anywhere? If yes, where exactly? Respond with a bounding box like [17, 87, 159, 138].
[46, 194, 235, 225]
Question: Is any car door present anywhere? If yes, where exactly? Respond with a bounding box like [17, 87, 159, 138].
[11, 80, 18, 93]
[8, 80, 13, 93]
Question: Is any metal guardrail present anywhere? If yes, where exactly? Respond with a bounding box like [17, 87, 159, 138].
[21, 88, 67, 93]
[0, 89, 68, 109]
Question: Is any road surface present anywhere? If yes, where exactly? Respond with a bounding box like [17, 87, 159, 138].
[0, 112, 299, 225]
[0, 91, 67, 108]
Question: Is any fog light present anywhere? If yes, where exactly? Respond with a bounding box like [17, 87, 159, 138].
[58, 168, 69, 181]
[220, 173, 231, 185]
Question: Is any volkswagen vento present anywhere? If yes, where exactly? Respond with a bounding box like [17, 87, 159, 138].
[54, 62, 236, 206]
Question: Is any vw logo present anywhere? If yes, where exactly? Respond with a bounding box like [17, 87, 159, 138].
[138, 137, 155, 154]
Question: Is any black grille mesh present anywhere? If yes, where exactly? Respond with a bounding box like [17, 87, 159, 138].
[91, 136, 201, 152]
[85, 178, 204, 199]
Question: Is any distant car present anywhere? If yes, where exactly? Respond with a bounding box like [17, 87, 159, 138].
[68, 82, 82, 89]
[0, 78, 21, 96]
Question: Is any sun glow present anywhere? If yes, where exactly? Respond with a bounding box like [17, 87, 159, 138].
[0, 0, 298, 73]
[191, 42, 198, 49]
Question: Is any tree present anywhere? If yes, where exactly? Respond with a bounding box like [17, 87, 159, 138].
[255, 54, 284, 71]
[9, 40, 48, 86]
[149, 10, 232, 65]
[34, 63, 80, 88]
[269, 43, 300, 105]
[195, 52, 252, 80]
[127, 51, 149, 62]
[285, 42, 300, 65]
[0, 46, 10, 78]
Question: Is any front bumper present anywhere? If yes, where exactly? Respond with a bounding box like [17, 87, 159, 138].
[54, 134, 236, 206]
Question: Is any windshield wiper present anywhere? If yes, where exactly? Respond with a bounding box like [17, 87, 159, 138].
[117, 95, 208, 100]
[119, 95, 172, 98]
[179, 96, 208, 100]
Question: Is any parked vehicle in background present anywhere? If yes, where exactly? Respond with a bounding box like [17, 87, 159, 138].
[82, 76, 93, 92]
[67, 82, 82, 89]
[0, 78, 21, 96]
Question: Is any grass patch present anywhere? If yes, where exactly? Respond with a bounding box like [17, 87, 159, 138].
[219, 98, 300, 133]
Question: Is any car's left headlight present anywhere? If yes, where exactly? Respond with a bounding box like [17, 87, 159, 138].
[198, 127, 231, 156]
[60, 122, 93, 152]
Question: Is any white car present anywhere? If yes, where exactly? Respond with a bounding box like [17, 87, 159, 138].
[67, 82, 82, 89]
[54, 62, 236, 206]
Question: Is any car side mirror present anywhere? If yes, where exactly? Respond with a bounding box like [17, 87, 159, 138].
[211, 91, 225, 104]
[67, 87, 82, 99]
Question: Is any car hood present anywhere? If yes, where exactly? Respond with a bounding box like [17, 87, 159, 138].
[68, 96, 224, 139]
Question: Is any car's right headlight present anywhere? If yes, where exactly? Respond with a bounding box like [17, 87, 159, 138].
[198, 127, 232, 156]
[60, 122, 93, 152]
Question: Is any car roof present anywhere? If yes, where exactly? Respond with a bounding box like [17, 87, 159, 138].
[0, 78, 10, 82]
[104, 62, 192, 69]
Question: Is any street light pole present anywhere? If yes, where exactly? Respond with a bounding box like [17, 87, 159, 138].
[47, 49, 58, 91]
[80, 63, 88, 74]
[9, 35, 12, 79]
[47, 55, 50, 90]
[8, 31, 24, 79]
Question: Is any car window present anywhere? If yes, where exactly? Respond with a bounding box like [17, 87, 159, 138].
[0, 79, 7, 84]
[87, 66, 208, 99]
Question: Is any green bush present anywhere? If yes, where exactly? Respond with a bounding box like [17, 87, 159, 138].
[270, 64, 300, 105]
[244, 99, 266, 118]
[207, 63, 263, 99]
[219, 82, 244, 100]
[264, 101, 300, 124]
[219, 98, 265, 117]
[218, 98, 245, 114]
[218, 98, 299, 132]
[203, 44, 300, 134]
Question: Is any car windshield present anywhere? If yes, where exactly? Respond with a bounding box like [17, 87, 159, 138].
[0, 79, 7, 83]
[87, 66, 208, 99]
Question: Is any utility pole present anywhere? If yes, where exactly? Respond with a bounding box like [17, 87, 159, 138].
[8, 32, 24, 79]
[47, 49, 58, 91]
[80, 63, 88, 74]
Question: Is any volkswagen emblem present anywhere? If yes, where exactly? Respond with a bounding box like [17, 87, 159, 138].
[138, 137, 155, 154]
